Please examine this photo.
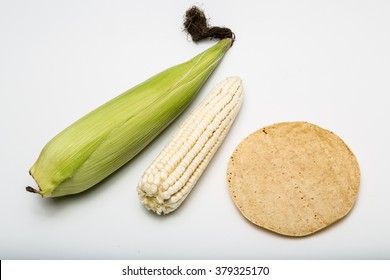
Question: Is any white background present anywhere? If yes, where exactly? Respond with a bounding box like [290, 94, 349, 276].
[1, 0, 389, 259]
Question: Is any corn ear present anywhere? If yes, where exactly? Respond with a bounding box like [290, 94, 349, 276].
[28, 38, 233, 198]
[137, 76, 243, 214]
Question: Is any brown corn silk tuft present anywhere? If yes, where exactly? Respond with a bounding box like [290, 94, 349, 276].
[184, 6, 235, 43]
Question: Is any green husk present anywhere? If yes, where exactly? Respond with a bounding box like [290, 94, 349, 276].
[28, 38, 232, 197]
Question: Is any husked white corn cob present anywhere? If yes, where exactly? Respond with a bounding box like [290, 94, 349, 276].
[137, 76, 243, 214]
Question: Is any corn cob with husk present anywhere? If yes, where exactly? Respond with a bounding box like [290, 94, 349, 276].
[26, 38, 233, 198]
[138, 76, 243, 214]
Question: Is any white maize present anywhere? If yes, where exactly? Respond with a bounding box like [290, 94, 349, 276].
[137, 76, 244, 214]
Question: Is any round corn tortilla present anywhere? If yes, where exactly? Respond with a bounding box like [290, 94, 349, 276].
[227, 122, 360, 237]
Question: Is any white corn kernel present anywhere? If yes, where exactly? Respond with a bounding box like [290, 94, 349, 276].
[137, 76, 243, 215]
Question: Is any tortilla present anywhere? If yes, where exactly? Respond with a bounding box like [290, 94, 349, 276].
[227, 122, 360, 236]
